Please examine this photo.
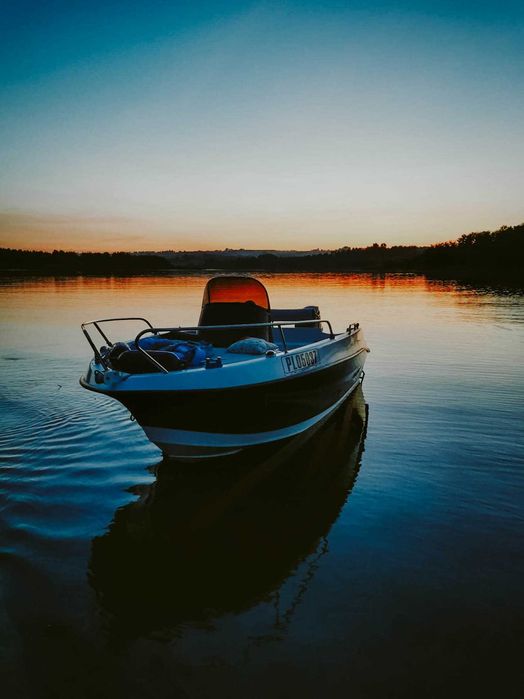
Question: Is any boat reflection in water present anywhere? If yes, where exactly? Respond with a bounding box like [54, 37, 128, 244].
[89, 386, 369, 637]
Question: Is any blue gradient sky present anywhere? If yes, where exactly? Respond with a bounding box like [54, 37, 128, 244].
[1, 1, 523, 250]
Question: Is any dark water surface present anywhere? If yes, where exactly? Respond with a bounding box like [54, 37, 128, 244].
[1, 274, 523, 698]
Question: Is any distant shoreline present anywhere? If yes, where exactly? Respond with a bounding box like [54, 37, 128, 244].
[1, 222, 522, 286]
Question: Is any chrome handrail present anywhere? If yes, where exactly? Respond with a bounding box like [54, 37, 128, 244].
[81, 316, 343, 374]
[81, 316, 154, 335]
[81, 317, 154, 368]
[134, 319, 335, 373]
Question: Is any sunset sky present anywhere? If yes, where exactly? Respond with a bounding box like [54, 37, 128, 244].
[1, 0, 523, 251]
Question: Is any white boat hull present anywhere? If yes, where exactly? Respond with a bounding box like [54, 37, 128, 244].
[81, 327, 369, 460]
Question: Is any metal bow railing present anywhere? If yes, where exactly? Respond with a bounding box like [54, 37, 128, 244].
[80, 316, 355, 374]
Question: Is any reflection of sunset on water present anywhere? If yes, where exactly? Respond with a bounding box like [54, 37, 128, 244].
[0, 271, 522, 697]
[2, 272, 520, 339]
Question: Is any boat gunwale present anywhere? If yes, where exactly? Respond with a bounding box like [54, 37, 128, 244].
[81, 316, 350, 371]
[79, 343, 369, 396]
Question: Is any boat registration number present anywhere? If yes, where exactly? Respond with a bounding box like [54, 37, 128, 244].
[281, 349, 320, 374]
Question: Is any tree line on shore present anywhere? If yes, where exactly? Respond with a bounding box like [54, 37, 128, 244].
[0, 223, 522, 282]
[168, 243, 424, 272]
[414, 223, 523, 280]
[0, 249, 171, 274]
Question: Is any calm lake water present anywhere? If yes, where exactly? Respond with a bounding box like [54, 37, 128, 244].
[1, 273, 523, 698]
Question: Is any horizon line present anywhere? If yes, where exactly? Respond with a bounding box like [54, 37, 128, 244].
[2, 220, 523, 256]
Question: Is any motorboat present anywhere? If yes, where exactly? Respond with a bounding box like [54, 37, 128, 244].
[80, 275, 370, 458]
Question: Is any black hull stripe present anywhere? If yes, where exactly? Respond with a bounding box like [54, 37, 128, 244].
[110, 355, 366, 434]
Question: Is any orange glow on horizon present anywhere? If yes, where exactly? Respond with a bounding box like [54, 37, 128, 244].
[1, 211, 522, 254]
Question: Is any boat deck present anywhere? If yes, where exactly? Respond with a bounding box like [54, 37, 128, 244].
[203, 327, 332, 365]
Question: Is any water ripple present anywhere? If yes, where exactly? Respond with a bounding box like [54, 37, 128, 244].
[1, 274, 523, 698]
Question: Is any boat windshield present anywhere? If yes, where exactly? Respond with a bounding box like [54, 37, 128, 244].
[201, 276, 270, 310]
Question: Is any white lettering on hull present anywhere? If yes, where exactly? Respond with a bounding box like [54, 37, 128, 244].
[281, 349, 320, 374]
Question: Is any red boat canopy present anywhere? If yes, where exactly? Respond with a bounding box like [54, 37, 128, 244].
[201, 276, 270, 310]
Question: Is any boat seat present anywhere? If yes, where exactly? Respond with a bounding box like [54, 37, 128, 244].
[198, 301, 272, 346]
